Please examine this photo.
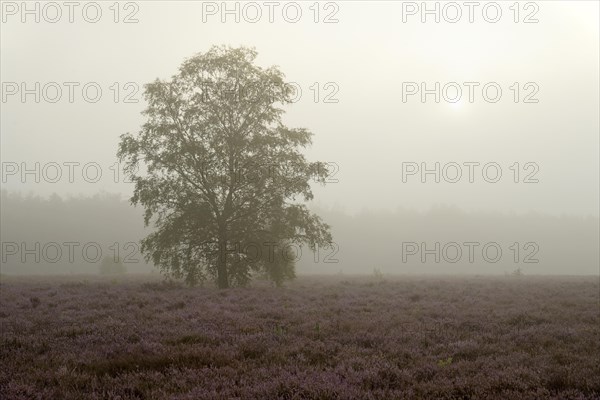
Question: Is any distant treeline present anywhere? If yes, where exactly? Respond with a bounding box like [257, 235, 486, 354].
[1, 191, 151, 274]
[1, 190, 598, 275]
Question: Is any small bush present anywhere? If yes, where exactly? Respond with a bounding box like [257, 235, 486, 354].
[99, 256, 126, 275]
[29, 296, 41, 308]
[373, 268, 384, 280]
[437, 357, 453, 367]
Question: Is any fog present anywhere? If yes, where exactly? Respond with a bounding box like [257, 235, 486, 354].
[2, 3, 600, 397]
[2, 190, 598, 275]
[1, 1, 599, 276]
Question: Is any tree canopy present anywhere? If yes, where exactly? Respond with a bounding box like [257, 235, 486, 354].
[117, 45, 333, 288]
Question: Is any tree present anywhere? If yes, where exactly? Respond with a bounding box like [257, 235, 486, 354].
[117, 45, 333, 288]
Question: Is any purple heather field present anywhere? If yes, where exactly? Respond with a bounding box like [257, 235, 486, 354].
[0, 274, 598, 399]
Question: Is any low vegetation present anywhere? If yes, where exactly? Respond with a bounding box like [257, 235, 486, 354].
[1, 275, 598, 399]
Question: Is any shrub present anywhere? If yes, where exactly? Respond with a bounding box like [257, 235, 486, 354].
[99, 256, 126, 275]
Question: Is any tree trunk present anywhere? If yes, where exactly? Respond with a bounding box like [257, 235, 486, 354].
[217, 234, 229, 289]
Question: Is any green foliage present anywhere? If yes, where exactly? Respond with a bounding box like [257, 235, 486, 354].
[314, 322, 322, 339]
[117, 45, 332, 288]
[437, 357, 453, 367]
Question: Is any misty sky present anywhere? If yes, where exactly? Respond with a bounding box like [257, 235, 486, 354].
[2, 1, 599, 216]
